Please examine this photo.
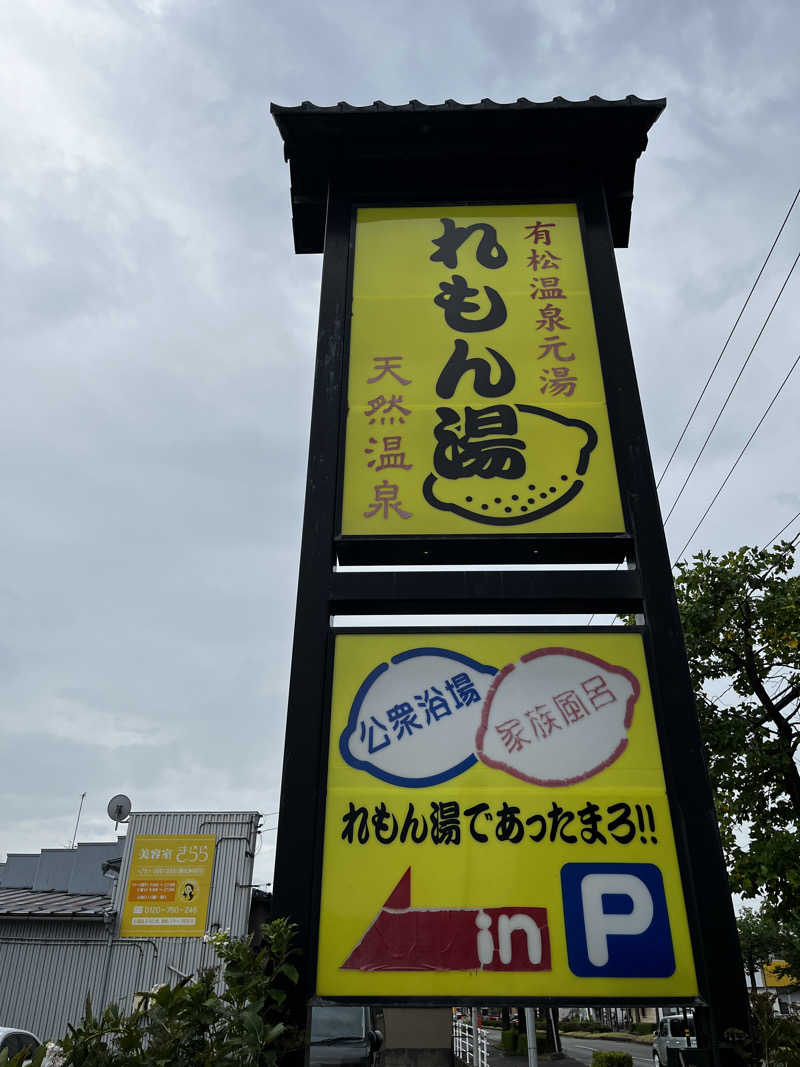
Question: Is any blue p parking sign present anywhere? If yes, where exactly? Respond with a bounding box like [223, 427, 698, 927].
[561, 862, 675, 977]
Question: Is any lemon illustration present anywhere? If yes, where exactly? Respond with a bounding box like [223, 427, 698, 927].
[422, 403, 597, 525]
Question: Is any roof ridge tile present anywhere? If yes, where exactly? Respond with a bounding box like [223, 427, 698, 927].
[270, 95, 667, 115]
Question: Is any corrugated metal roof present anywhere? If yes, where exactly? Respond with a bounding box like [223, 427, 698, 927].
[0, 838, 125, 894]
[0, 887, 111, 919]
[270, 95, 665, 253]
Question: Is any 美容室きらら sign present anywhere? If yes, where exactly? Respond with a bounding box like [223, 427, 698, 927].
[316, 632, 698, 999]
[120, 834, 215, 939]
[340, 205, 625, 536]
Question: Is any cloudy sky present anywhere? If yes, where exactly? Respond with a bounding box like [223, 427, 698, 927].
[1, 0, 799, 890]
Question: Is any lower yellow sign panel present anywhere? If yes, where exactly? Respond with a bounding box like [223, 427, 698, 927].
[120, 834, 215, 938]
[318, 632, 698, 998]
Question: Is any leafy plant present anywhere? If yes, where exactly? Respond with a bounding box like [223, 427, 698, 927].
[747, 991, 800, 1067]
[515, 1034, 547, 1056]
[0, 1041, 48, 1066]
[591, 1052, 632, 1067]
[501, 1027, 518, 1054]
[559, 1020, 611, 1033]
[57, 918, 300, 1066]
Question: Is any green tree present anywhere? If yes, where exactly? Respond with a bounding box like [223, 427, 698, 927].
[773, 911, 800, 989]
[737, 905, 782, 990]
[675, 541, 800, 911]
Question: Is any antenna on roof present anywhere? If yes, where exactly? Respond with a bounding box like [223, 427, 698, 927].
[71, 791, 87, 849]
[107, 794, 132, 831]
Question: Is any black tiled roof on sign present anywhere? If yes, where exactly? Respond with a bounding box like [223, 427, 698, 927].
[272, 94, 665, 115]
[270, 95, 666, 253]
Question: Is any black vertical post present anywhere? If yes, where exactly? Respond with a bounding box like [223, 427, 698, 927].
[580, 183, 750, 1067]
[271, 188, 351, 1009]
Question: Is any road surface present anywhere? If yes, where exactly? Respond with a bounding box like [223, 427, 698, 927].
[559, 1035, 654, 1067]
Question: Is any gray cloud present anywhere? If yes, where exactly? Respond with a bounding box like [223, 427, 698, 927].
[1, 0, 798, 892]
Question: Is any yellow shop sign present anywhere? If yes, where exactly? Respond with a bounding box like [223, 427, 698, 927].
[341, 205, 624, 537]
[317, 632, 697, 999]
[120, 834, 215, 939]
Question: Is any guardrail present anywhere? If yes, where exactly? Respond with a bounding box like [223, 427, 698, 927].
[453, 1016, 490, 1067]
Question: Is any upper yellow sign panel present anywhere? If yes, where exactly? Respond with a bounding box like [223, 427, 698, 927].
[341, 205, 625, 536]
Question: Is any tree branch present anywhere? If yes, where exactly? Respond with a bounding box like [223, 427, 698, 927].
[743, 645, 800, 819]
[774, 685, 800, 713]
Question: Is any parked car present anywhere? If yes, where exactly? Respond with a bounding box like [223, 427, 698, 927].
[0, 1027, 42, 1066]
[652, 1014, 696, 1066]
[309, 1006, 384, 1067]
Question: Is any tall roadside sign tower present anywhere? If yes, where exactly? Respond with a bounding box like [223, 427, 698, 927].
[270, 97, 750, 1067]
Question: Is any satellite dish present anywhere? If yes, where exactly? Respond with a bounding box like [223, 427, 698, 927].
[107, 794, 132, 825]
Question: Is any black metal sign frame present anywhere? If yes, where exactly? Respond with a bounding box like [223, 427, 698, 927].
[271, 100, 750, 1067]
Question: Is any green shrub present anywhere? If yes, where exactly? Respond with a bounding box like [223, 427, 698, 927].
[501, 1028, 518, 1054]
[592, 1052, 633, 1067]
[55, 918, 301, 1066]
[514, 1034, 547, 1057]
[629, 1022, 656, 1035]
[560, 1020, 612, 1033]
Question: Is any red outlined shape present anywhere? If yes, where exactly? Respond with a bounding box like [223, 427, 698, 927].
[341, 867, 550, 973]
[475, 647, 640, 787]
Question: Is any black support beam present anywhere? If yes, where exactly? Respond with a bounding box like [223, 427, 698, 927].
[330, 568, 642, 615]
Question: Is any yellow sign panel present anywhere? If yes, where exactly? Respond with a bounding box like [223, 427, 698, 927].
[764, 961, 795, 988]
[341, 205, 624, 536]
[318, 632, 697, 998]
[120, 834, 215, 939]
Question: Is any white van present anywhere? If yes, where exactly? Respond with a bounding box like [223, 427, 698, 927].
[652, 1014, 696, 1067]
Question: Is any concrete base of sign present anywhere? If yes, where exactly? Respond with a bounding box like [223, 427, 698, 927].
[383, 1009, 455, 1067]
[382, 1051, 454, 1067]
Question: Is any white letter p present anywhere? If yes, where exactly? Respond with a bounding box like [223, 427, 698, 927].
[580, 873, 654, 967]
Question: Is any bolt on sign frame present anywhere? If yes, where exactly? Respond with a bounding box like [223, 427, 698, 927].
[269, 98, 749, 1066]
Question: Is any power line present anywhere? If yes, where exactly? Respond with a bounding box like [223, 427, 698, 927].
[588, 421, 800, 632]
[587, 189, 800, 630]
[662, 250, 800, 528]
[761, 509, 800, 549]
[673, 351, 800, 565]
[656, 186, 800, 491]
[761, 527, 800, 583]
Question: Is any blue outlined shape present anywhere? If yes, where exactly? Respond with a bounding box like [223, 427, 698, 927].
[339, 647, 497, 788]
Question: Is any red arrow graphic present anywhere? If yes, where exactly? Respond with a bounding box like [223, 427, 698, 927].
[342, 868, 550, 972]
